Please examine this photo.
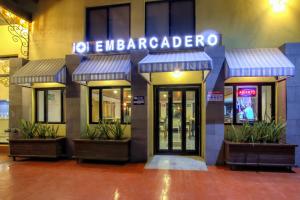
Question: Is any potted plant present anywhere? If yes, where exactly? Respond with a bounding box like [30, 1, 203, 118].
[73, 120, 130, 163]
[224, 120, 297, 170]
[9, 120, 66, 161]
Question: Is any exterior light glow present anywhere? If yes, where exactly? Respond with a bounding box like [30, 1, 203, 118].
[75, 42, 88, 54]
[269, 0, 287, 12]
[173, 69, 182, 78]
[113, 90, 118, 94]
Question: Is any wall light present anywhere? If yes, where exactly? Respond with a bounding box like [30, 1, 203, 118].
[172, 69, 182, 78]
[269, 0, 288, 12]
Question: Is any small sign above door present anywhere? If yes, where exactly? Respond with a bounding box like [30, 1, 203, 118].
[133, 96, 145, 105]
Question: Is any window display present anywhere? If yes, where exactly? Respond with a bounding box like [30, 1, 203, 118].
[224, 84, 274, 124]
[224, 86, 233, 123]
[36, 89, 64, 123]
[90, 87, 131, 124]
[236, 86, 258, 123]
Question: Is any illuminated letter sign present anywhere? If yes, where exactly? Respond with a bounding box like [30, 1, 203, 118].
[72, 32, 221, 54]
[238, 88, 257, 97]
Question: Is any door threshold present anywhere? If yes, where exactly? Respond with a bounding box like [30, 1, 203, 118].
[145, 155, 207, 171]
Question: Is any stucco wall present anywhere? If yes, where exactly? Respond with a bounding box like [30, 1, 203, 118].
[0, 25, 20, 57]
[28, 0, 300, 60]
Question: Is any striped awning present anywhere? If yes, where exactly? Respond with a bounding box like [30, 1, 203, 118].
[72, 54, 131, 82]
[11, 59, 66, 84]
[225, 48, 295, 78]
[138, 51, 213, 73]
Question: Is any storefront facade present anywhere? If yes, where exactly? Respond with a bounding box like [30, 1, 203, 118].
[2, 0, 300, 165]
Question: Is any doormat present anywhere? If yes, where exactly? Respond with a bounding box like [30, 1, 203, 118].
[145, 155, 208, 171]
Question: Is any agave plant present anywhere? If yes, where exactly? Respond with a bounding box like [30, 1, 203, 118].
[83, 125, 98, 140]
[20, 119, 37, 139]
[48, 125, 59, 138]
[96, 120, 111, 139]
[36, 124, 49, 139]
[226, 119, 286, 144]
[110, 120, 127, 140]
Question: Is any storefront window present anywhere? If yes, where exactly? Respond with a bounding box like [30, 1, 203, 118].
[36, 89, 64, 123]
[236, 86, 258, 123]
[262, 86, 272, 122]
[86, 4, 130, 40]
[224, 84, 274, 124]
[102, 89, 121, 122]
[123, 88, 131, 123]
[47, 90, 62, 123]
[91, 89, 100, 123]
[146, 0, 195, 37]
[224, 86, 233, 123]
[37, 90, 45, 122]
[90, 87, 131, 124]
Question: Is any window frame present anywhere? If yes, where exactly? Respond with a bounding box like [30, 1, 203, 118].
[224, 82, 276, 125]
[89, 86, 131, 124]
[85, 3, 131, 41]
[145, 0, 196, 37]
[35, 88, 65, 124]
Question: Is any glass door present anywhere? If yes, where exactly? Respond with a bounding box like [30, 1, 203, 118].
[155, 86, 200, 155]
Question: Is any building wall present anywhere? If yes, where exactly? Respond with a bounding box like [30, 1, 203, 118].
[29, 0, 300, 60]
[281, 43, 300, 166]
[0, 25, 21, 57]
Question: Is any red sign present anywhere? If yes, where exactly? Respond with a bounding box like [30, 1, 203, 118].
[237, 88, 256, 97]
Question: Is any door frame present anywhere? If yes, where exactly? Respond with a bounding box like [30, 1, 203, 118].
[153, 84, 201, 155]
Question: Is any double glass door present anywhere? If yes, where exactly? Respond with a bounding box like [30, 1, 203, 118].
[155, 86, 200, 155]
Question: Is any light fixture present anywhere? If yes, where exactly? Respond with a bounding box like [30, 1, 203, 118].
[269, 0, 288, 13]
[113, 90, 118, 94]
[172, 69, 182, 78]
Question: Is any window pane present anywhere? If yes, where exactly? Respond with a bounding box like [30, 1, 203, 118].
[109, 5, 130, 39]
[91, 89, 100, 123]
[47, 90, 62, 123]
[262, 86, 272, 122]
[170, 0, 194, 36]
[236, 86, 258, 123]
[186, 91, 195, 150]
[37, 90, 45, 122]
[87, 8, 108, 40]
[172, 91, 182, 150]
[224, 86, 233, 123]
[146, 2, 169, 37]
[159, 91, 168, 150]
[102, 89, 121, 122]
[123, 88, 131, 123]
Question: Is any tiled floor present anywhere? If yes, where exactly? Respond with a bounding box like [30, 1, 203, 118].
[0, 154, 300, 200]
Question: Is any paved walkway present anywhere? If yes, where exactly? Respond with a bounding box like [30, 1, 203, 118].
[0, 155, 299, 200]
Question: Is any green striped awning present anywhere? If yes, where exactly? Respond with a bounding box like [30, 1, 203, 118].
[72, 54, 131, 82]
[11, 59, 66, 84]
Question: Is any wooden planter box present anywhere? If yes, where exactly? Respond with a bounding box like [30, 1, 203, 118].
[9, 137, 66, 160]
[73, 138, 130, 162]
[224, 140, 297, 169]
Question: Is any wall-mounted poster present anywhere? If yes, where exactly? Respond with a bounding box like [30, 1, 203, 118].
[0, 100, 9, 119]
